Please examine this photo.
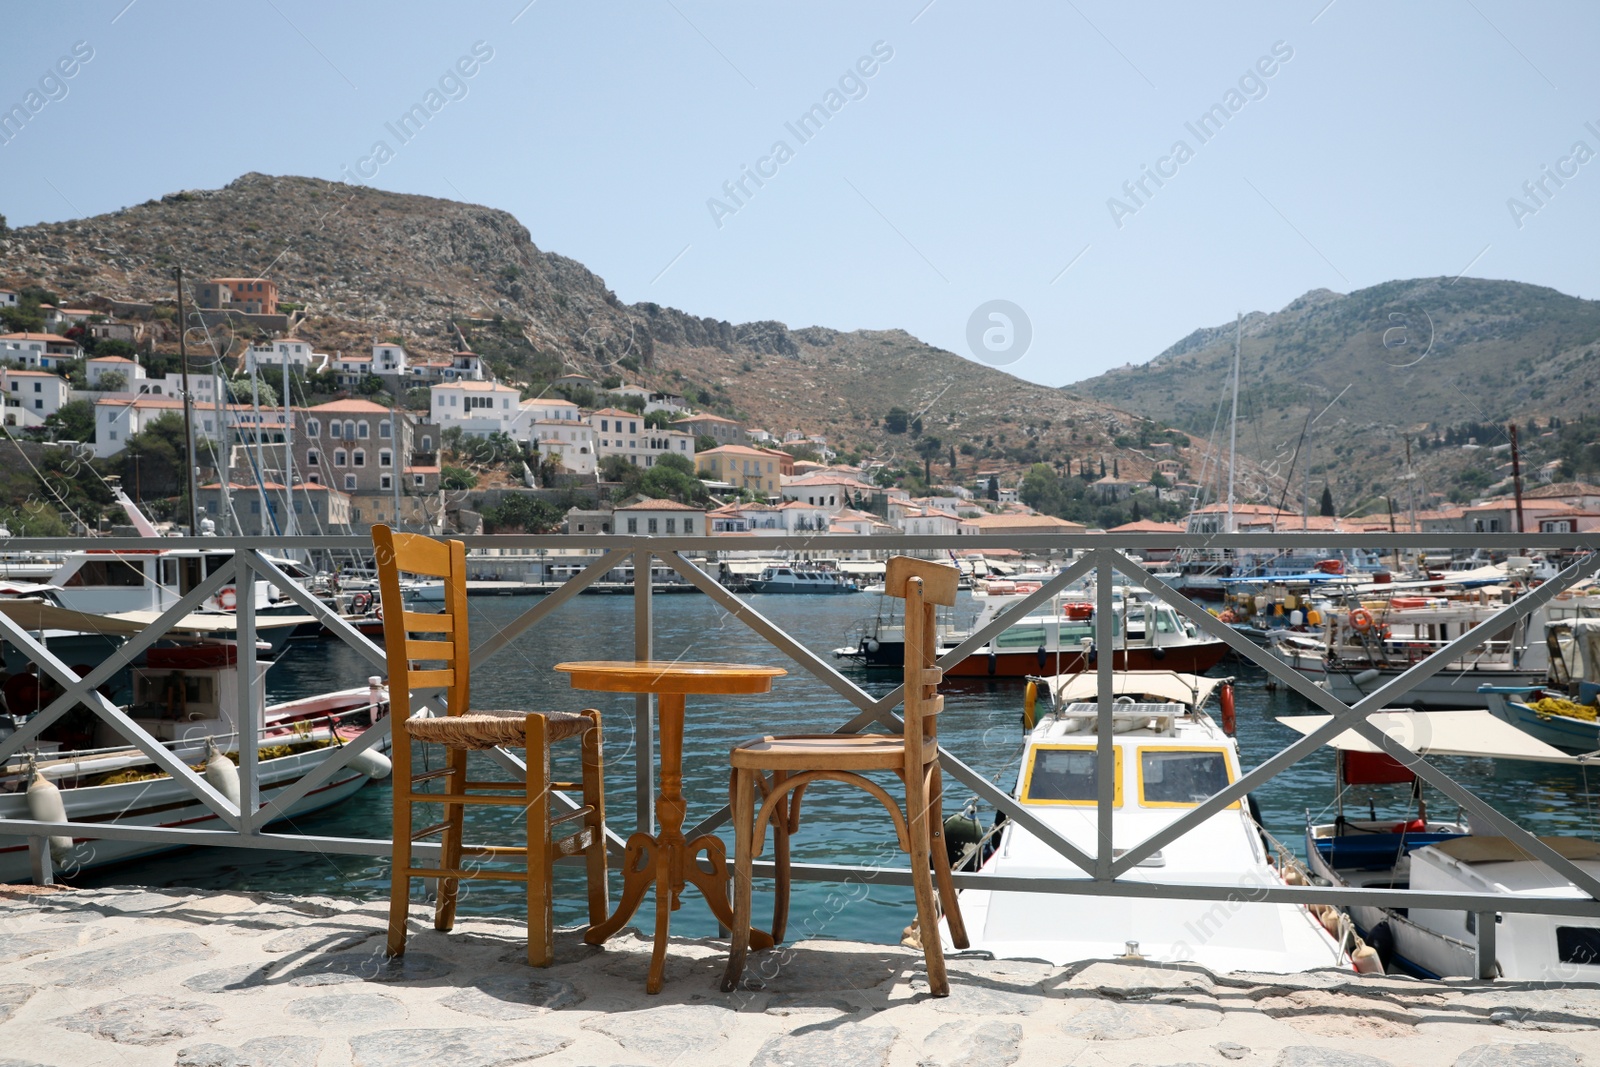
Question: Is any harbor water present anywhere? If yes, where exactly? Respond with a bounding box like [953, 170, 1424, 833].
[73, 592, 1600, 946]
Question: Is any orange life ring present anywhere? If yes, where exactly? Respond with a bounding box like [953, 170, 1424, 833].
[219, 587, 238, 611]
[1348, 608, 1374, 632]
[1220, 683, 1237, 736]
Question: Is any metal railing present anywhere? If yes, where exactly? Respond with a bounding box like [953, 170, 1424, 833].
[1, 530, 1597, 979]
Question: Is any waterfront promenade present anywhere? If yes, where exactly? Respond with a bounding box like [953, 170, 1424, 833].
[2, 884, 1596, 1066]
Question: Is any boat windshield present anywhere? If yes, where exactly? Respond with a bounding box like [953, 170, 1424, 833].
[1139, 748, 1233, 806]
[1021, 745, 1122, 805]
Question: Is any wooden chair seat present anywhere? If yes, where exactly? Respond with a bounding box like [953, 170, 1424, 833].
[408, 710, 592, 749]
[730, 734, 934, 771]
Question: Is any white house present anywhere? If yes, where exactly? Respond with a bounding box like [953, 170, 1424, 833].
[405, 351, 485, 385]
[431, 381, 521, 438]
[373, 343, 407, 375]
[139, 372, 218, 407]
[613, 498, 705, 536]
[780, 477, 876, 513]
[244, 339, 324, 375]
[0, 291, 16, 311]
[529, 418, 596, 476]
[93, 396, 224, 458]
[516, 396, 582, 426]
[588, 408, 695, 467]
[0, 333, 82, 369]
[85, 355, 145, 390]
[1, 370, 70, 427]
[895, 505, 962, 537]
[331, 353, 372, 387]
[644, 390, 689, 416]
[775, 500, 833, 533]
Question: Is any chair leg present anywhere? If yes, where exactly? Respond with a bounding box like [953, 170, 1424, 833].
[386, 724, 413, 958]
[720, 767, 756, 992]
[580, 710, 609, 930]
[928, 763, 969, 949]
[526, 715, 554, 967]
[435, 747, 468, 932]
[906, 766, 950, 997]
[771, 770, 791, 944]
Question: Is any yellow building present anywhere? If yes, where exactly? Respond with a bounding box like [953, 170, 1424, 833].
[695, 445, 780, 497]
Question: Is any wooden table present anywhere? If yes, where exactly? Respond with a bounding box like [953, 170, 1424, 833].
[554, 659, 787, 993]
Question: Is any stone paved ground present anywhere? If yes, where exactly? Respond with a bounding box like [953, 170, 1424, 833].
[2, 885, 1599, 1066]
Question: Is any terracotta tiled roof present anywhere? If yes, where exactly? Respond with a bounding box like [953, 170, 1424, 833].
[615, 498, 704, 512]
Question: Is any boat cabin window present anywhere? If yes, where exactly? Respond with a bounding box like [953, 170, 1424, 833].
[1138, 747, 1236, 807]
[1557, 927, 1600, 966]
[1021, 745, 1121, 806]
[64, 558, 146, 587]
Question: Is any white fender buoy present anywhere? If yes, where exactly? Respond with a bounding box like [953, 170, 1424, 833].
[347, 748, 392, 780]
[25, 764, 74, 861]
[204, 739, 241, 809]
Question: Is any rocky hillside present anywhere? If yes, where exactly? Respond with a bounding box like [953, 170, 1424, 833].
[1069, 279, 1600, 512]
[0, 173, 1203, 486]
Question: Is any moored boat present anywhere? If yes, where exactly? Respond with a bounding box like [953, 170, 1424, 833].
[942, 670, 1356, 973]
[746, 564, 859, 594]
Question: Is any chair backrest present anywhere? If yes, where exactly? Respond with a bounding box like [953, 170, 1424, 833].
[372, 524, 470, 719]
[885, 556, 957, 753]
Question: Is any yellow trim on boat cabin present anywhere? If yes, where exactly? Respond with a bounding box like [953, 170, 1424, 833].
[1020, 744, 1122, 807]
[1135, 745, 1240, 809]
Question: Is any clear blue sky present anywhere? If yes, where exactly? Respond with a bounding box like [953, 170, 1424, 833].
[4, 1, 1597, 387]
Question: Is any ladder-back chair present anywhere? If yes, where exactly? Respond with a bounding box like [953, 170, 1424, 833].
[374, 525, 608, 966]
[721, 556, 969, 995]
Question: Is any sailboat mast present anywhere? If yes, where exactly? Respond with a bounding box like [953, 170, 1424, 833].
[1226, 312, 1241, 534]
[249, 362, 272, 529]
[214, 368, 230, 535]
[176, 267, 199, 536]
[282, 349, 295, 537]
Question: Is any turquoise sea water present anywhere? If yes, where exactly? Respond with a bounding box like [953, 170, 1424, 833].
[75, 592, 1600, 945]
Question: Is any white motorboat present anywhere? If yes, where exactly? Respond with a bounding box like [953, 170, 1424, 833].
[746, 565, 859, 594]
[0, 639, 392, 881]
[943, 671, 1353, 973]
[1281, 707, 1598, 980]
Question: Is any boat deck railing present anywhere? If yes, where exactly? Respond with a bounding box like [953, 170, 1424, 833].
[0, 529, 1597, 977]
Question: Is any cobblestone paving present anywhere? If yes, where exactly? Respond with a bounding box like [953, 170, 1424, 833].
[2, 886, 1598, 1066]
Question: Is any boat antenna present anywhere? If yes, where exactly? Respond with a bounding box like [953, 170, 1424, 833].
[176, 266, 200, 535]
[1226, 311, 1241, 535]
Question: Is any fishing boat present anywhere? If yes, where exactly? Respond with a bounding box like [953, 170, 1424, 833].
[746, 564, 859, 594]
[940, 670, 1357, 972]
[0, 635, 392, 881]
[1280, 708, 1596, 980]
[941, 591, 1228, 678]
[1480, 618, 1600, 753]
[1269, 591, 1547, 709]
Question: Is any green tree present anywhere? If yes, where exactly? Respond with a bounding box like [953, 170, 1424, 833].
[357, 375, 390, 397]
[440, 465, 476, 491]
[637, 451, 707, 504]
[485, 494, 563, 532]
[644, 410, 674, 429]
[43, 399, 95, 442]
[1319, 484, 1335, 517]
[599, 454, 637, 485]
[695, 434, 719, 453]
[119, 413, 190, 500]
[883, 407, 910, 434]
[228, 376, 279, 407]
[1019, 462, 1066, 516]
[403, 387, 431, 410]
[97, 370, 127, 392]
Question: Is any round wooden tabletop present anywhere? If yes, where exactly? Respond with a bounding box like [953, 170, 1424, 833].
[553, 660, 787, 695]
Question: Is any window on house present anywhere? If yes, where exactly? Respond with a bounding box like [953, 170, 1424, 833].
[379, 450, 392, 468]
[307, 450, 320, 466]
[413, 474, 424, 487]
[666, 518, 676, 534]
[354, 450, 365, 467]
[306, 419, 320, 436]
[683, 518, 694, 533]
[357, 422, 369, 438]
[345, 475, 357, 490]
[334, 450, 347, 467]
[421, 435, 432, 452]
[647, 518, 658, 533]
[380, 475, 392, 490]
[627, 518, 637, 533]
[309, 474, 321, 485]
[330, 422, 342, 438]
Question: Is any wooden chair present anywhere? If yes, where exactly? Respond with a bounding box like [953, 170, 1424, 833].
[374, 525, 608, 967]
[721, 556, 969, 995]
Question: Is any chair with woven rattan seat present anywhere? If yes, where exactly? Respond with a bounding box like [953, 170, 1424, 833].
[374, 524, 608, 967]
[721, 556, 969, 996]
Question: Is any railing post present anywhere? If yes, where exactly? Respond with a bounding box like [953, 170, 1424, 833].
[1475, 911, 1498, 979]
[634, 547, 655, 834]
[235, 550, 261, 831]
[1095, 550, 1114, 880]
